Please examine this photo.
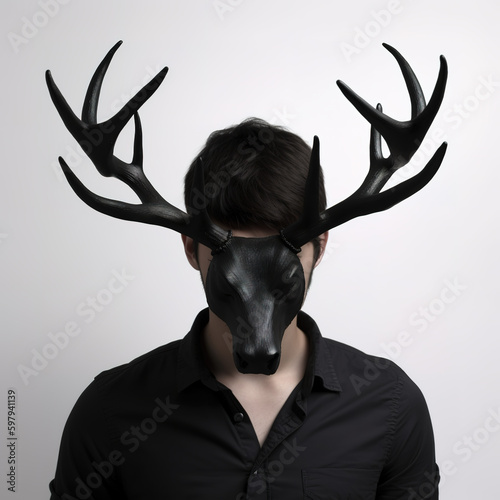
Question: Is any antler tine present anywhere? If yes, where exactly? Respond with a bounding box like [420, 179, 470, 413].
[118, 111, 163, 203]
[47, 42, 230, 250]
[82, 40, 123, 124]
[110, 66, 169, 151]
[360, 102, 391, 196]
[416, 54, 447, 134]
[46, 70, 86, 141]
[336, 80, 397, 147]
[132, 112, 144, 168]
[370, 103, 384, 171]
[302, 136, 321, 227]
[282, 45, 448, 249]
[280, 136, 321, 251]
[382, 43, 425, 118]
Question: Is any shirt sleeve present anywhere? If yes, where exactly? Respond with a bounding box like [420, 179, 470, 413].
[49, 378, 124, 500]
[376, 374, 440, 499]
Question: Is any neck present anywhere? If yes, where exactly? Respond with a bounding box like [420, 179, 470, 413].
[201, 309, 309, 384]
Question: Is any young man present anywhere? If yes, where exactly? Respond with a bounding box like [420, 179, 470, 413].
[47, 42, 446, 499]
[48, 119, 439, 499]
[181, 118, 329, 449]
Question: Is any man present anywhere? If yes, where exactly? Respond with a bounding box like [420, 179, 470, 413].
[48, 118, 439, 499]
[47, 43, 445, 499]
[181, 118, 329, 449]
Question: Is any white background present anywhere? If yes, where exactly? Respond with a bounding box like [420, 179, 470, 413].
[1, 0, 499, 498]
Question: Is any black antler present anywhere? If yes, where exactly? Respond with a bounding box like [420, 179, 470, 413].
[46, 41, 230, 250]
[282, 43, 448, 249]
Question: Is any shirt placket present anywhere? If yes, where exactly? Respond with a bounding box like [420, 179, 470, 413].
[245, 467, 270, 499]
[214, 378, 307, 499]
[247, 411, 304, 499]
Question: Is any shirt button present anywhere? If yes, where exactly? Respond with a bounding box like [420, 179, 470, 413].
[233, 412, 244, 423]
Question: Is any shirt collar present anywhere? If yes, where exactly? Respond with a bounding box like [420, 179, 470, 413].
[297, 310, 342, 395]
[176, 308, 342, 394]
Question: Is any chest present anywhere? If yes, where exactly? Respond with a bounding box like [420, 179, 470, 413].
[229, 384, 298, 447]
[117, 389, 387, 500]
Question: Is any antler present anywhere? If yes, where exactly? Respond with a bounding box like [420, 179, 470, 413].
[46, 41, 230, 250]
[282, 43, 448, 249]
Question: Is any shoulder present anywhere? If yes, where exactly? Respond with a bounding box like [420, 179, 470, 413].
[96, 338, 182, 382]
[322, 337, 425, 405]
[60, 339, 183, 442]
[73, 338, 183, 412]
[322, 338, 434, 453]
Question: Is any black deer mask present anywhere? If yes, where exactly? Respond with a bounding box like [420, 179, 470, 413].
[46, 41, 448, 374]
[205, 235, 305, 374]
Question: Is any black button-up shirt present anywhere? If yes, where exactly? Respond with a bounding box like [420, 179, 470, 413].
[49, 309, 439, 499]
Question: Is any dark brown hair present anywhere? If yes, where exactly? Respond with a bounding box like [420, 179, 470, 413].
[184, 118, 327, 259]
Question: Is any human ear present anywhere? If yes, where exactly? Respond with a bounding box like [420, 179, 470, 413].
[181, 235, 200, 271]
[314, 232, 329, 268]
